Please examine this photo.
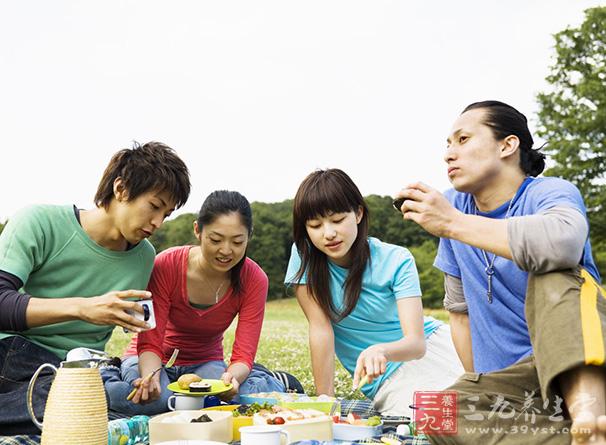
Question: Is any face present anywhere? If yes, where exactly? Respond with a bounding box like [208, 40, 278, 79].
[305, 209, 363, 267]
[444, 108, 504, 194]
[114, 188, 176, 244]
[195, 212, 249, 273]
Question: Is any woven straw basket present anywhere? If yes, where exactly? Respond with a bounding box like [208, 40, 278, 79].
[40, 367, 108, 445]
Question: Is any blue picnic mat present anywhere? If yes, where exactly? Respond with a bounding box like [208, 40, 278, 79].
[0, 437, 40, 445]
[339, 399, 380, 417]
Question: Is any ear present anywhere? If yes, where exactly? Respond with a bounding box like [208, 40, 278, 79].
[193, 220, 202, 241]
[113, 177, 128, 202]
[355, 206, 364, 224]
[500, 135, 520, 160]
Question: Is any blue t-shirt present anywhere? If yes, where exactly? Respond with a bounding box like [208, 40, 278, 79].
[434, 177, 600, 373]
[285, 237, 442, 399]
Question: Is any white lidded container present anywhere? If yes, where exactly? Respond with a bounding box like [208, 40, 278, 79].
[332, 421, 383, 441]
[149, 410, 233, 444]
[253, 409, 333, 443]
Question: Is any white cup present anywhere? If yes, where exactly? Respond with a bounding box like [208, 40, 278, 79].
[240, 425, 290, 445]
[167, 394, 205, 411]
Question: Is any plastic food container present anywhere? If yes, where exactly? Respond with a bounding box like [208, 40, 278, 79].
[253, 411, 333, 443]
[239, 392, 339, 414]
[202, 405, 253, 441]
[149, 410, 233, 444]
[332, 421, 383, 441]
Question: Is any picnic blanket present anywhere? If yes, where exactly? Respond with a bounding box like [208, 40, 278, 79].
[0, 400, 427, 445]
[0, 436, 40, 445]
[0, 433, 430, 445]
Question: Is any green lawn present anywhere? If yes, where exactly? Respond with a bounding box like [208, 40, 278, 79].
[105, 298, 449, 397]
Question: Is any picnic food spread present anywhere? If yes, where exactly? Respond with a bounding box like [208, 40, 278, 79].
[334, 413, 382, 426]
[253, 406, 333, 442]
[239, 391, 339, 414]
[147, 383, 419, 443]
[254, 405, 328, 424]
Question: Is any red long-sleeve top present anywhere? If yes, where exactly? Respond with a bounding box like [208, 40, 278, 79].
[125, 246, 269, 370]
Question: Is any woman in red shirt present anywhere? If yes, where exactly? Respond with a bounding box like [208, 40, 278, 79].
[105, 190, 286, 415]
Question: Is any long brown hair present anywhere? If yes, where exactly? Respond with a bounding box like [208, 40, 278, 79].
[292, 169, 370, 322]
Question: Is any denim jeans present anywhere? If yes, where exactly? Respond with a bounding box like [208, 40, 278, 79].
[0, 336, 61, 435]
[103, 356, 286, 417]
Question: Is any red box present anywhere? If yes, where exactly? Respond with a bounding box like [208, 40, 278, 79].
[413, 391, 458, 435]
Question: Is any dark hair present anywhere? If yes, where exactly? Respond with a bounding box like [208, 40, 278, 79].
[463, 100, 545, 176]
[292, 169, 370, 322]
[95, 141, 191, 209]
[196, 190, 253, 295]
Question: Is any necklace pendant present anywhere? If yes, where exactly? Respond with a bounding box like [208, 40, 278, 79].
[486, 273, 493, 304]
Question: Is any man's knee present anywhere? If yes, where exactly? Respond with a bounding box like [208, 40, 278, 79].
[527, 267, 584, 303]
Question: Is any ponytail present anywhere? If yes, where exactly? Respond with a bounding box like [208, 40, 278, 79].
[463, 100, 546, 176]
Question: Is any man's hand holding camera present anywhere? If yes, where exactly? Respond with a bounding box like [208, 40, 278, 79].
[76, 290, 153, 333]
[394, 182, 462, 238]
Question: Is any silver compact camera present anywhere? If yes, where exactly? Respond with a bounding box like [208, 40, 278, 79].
[124, 299, 156, 332]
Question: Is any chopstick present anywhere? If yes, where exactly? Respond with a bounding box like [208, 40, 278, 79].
[330, 374, 370, 418]
[126, 348, 179, 401]
[346, 374, 369, 399]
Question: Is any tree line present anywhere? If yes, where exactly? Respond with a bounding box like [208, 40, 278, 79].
[148, 195, 446, 305]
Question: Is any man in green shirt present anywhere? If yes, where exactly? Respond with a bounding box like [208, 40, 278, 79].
[0, 141, 190, 434]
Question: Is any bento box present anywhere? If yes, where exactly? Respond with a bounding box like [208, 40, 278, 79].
[332, 414, 383, 441]
[253, 408, 333, 443]
[149, 410, 233, 444]
[202, 404, 255, 441]
[240, 392, 339, 414]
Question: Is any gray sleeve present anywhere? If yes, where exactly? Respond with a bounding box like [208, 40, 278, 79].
[443, 273, 468, 314]
[507, 206, 588, 274]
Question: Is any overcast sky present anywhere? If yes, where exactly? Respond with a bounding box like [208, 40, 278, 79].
[1, 1, 603, 221]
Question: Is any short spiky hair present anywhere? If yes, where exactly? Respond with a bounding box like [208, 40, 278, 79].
[94, 141, 191, 209]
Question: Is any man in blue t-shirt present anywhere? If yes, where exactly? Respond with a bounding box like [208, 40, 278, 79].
[396, 101, 606, 444]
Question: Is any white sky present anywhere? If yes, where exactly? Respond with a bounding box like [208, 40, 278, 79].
[1, 0, 603, 221]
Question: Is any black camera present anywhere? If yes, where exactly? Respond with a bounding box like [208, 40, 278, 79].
[392, 197, 405, 212]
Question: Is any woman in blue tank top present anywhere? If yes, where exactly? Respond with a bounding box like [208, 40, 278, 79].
[285, 168, 463, 417]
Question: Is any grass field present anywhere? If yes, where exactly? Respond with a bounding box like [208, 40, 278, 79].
[105, 298, 449, 397]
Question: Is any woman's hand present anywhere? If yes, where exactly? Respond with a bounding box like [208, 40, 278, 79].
[395, 182, 461, 238]
[353, 344, 388, 387]
[77, 290, 152, 332]
[130, 372, 162, 404]
[219, 371, 240, 401]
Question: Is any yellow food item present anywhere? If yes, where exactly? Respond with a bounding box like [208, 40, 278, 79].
[177, 373, 202, 390]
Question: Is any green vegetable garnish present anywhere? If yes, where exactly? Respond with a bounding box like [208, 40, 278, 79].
[366, 416, 381, 426]
[233, 402, 274, 417]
